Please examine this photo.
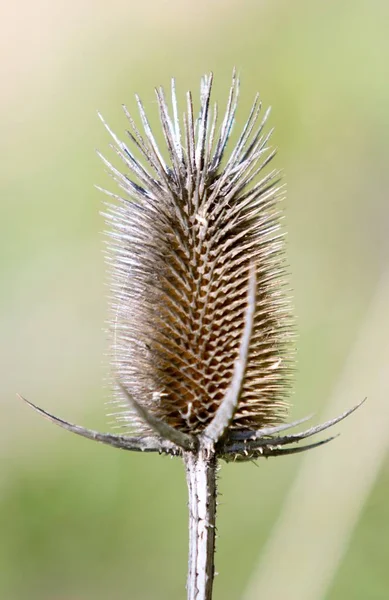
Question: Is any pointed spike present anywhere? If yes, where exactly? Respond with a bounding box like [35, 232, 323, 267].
[195, 72, 213, 172]
[134, 96, 172, 188]
[208, 102, 218, 162]
[171, 78, 183, 163]
[97, 113, 160, 193]
[155, 86, 183, 186]
[186, 90, 196, 174]
[212, 69, 239, 169]
[228, 413, 315, 441]
[224, 92, 261, 169]
[122, 104, 160, 171]
[227, 398, 366, 451]
[240, 106, 272, 163]
[261, 434, 339, 456]
[98, 112, 126, 152]
[247, 398, 367, 448]
[17, 394, 176, 453]
[223, 434, 338, 461]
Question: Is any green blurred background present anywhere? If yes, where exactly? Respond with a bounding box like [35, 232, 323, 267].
[1, 0, 388, 598]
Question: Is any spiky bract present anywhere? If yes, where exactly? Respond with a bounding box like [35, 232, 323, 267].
[99, 72, 295, 435]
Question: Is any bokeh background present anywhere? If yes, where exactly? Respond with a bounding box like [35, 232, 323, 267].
[1, 0, 388, 598]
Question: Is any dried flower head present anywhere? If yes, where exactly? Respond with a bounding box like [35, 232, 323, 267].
[20, 71, 363, 462]
[100, 71, 294, 438]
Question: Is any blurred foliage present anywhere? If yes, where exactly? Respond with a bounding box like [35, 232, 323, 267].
[1, 0, 388, 598]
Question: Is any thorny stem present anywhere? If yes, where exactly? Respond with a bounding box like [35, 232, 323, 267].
[184, 449, 218, 600]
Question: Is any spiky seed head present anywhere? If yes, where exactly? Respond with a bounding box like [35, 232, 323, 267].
[99, 71, 295, 436]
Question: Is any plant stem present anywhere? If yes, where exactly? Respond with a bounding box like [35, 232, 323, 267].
[184, 448, 218, 600]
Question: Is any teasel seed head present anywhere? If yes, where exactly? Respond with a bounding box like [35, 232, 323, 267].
[98, 70, 295, 438]
[19, 71, 364, 459]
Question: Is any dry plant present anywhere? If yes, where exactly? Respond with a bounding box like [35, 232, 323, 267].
[20, 71, 363, 600]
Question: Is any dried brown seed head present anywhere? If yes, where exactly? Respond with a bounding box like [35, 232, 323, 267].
[99, 71, 295, 436]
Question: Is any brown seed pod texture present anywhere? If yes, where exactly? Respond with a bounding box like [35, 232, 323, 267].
[99, 72, 295, 435]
